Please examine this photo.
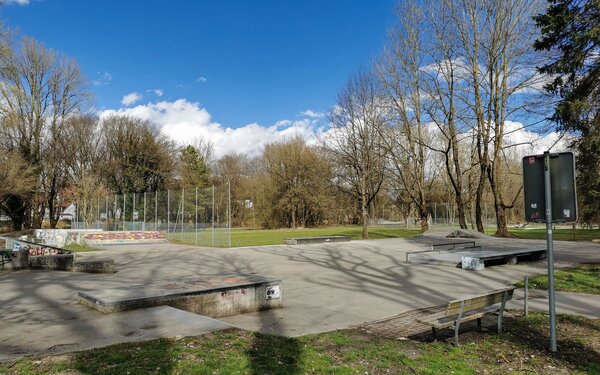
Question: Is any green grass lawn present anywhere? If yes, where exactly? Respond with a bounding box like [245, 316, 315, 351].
[170, 226, 421, 247]
[507, 227, 600, 241]
[2, 312, 599, 374]
[516, 264, 600, 295]
[63, 243, 100, 253]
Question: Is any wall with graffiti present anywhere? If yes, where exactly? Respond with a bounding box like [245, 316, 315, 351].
[7, 238, 72, 257]
[82, 231, 168, 246]
[34, 229, 101, 248]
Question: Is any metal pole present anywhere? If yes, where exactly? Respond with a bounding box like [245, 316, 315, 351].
[133, 193, 136, 231]
[212, 185, 215, 247]
[167, 189, 170, 239]
[105, 195, 108, 230]
[524, 276, 529, 317]
[182, 188, 185, 235]
[123, 193, 126, 231]
[195, 187, 198, 245]
[155, 190, 158, 231]
[544, 151, 557, 352]
[143, 192, 147, 231]
[434, 202, 437, 226]
[228, 180, 231, 247]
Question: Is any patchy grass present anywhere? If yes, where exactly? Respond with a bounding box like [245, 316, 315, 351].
[63, 243, 100, 253]
[508, 227, 600, 242]
[516, 264, 600, 295]
[2, 312, 599, 374]
[170, 226, 421, 247]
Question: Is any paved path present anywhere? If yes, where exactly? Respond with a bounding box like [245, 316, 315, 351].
[1, 235, 599, 360]
[509, 289, 600, 319]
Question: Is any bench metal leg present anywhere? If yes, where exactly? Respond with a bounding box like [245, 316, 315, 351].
[498, 291, 508, 333]
[477, 318, 482, 331]
[454, 301, 465, 346]
[431, 327, 437, 341]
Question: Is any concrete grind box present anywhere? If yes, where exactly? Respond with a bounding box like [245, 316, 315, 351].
[78, 275, 282, 318]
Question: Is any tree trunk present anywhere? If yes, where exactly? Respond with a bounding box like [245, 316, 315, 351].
[361, 196, 369, 240]
[420, 211, 429, 233]
[475, 165, 486, 233]
[495, 204, 509, 237]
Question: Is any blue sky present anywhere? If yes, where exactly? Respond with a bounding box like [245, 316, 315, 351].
[1, 0, 394, 129]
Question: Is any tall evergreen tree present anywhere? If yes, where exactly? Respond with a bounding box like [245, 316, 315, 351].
[534, 0, 600, 224]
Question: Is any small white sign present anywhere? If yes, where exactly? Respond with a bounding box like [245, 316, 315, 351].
[266, 285, 280, 300]
[462, 256, 484, 271]
[531, 203, 537, 209]
[563, 209, 571, 218]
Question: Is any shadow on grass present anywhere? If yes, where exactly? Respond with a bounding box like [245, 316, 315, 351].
[246, 332, 302, 375]
[71, 339, 178, 375]
[502, 314, 600, 373]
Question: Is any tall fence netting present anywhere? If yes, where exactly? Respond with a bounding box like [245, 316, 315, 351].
[72, 185, 231, 247]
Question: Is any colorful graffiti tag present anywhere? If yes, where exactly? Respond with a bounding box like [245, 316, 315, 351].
[34, 229, 98, 247]
[26, 245, 71, 257]
[83, 231, 168, 245]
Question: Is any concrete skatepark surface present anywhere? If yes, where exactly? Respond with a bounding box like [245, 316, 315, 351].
[1, 234, 599, 360]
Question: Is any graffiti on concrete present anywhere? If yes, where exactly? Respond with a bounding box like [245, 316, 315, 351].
[26, 244, 71, 257]
[34, 229, 91, 247]
[83, 231, 167, 243]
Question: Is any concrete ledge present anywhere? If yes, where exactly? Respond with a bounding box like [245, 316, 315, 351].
[406, 247, 546, 269]
[28, 254, 75, 271]
[78, 275, 282, 318]
[284, 236, 350, 245]
[83, 231, 168, 246]
[72, 259, 115, 273]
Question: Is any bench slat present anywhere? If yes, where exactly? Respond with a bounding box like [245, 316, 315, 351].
[446, 287, 515, 316]
[417, 305, 498, 329]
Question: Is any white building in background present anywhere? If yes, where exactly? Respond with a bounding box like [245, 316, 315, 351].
[59, 204, 76, 220]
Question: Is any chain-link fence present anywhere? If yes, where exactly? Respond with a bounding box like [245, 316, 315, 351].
[368, 201, 506, 229]
[72, 185, 231, 247]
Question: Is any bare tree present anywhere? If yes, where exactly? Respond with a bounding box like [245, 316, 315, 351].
[0, 37, 88, 228]
[447, 0, 543, 236]
[419, 0, 474, 229]
[378, 0, 433, 232]
[0, 151, 37, 228]
[324, 70, 386, 239]
[99, 115, 176, 194]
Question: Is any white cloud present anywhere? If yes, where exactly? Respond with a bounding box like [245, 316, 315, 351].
[153, 89, 163, 97]
[300, 109, 325, 118]
[3, 0, 29, 5]
[121, 92, 143, 106]
[197, 76, 208, 83]
[93, 71, 112, 86]
[99, 99, 320, 158]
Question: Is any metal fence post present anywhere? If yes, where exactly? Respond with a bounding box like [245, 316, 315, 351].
[167, 189, 170, 239]
[524, 276, 529, 317]
[133, 193, 136, 230]
[155, 190, 158, 231]
[212, 185, 215, 247]
[228, 180, 231, 247]
[143, 192, 147, 231]
[195, 187, 198, 245]
[182, 188, 185, 236]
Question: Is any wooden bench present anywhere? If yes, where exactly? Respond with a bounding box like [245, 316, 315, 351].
[417, 286, 516, 345]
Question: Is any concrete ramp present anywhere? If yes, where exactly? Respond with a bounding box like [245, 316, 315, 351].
[82, 231, 168, 246]
[284, 236, 350, 245]
[79, 275, 282, 317]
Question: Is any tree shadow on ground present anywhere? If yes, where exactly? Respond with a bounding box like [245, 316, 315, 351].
[71, 338, 177, 375]
[504, 314, 600, 373]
